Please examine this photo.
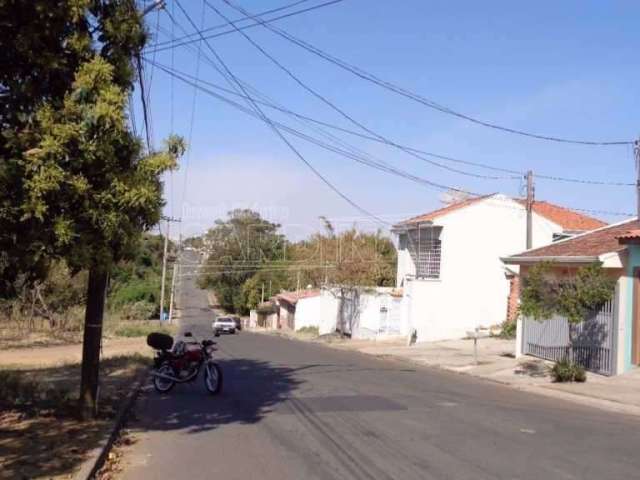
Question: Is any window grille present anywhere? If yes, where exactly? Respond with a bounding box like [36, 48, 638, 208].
[406, 226, 441, 279]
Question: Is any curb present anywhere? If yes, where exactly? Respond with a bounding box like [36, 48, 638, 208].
[74, 368, 149, 480]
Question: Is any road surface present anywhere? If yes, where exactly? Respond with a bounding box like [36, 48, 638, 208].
[120, 260, 640, 480]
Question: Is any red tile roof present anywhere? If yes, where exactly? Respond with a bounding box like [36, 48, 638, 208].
[508, 219, 639, 259]
[615, 229, 640, 240]
[275, 289, 321, 305]
[399, 194, 494, 225]
[513, 200, 606, 231]
[399, 194, 606, 231]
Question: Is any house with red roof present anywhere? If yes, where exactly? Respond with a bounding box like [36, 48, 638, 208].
[393, 193, 605, 343]
[503, 218, 640, 375]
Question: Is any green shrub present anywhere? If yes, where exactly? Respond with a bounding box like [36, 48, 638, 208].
[573, 364, 587, 382]
[119, 301, 156, 321]
[550, 359, 587, 382]
[499, 321, 517, 339]
[297, 326, 319, 336]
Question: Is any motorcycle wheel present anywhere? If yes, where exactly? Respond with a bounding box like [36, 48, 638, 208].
[153, 363, 176, 393]
[204, 362, 223, 395]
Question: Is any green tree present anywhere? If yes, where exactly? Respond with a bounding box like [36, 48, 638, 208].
[520, 262, 615, 361]
[198, 209, 286, 312]
[0, 1, 182, 417]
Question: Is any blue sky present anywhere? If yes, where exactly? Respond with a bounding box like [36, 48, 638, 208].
[137, 0, 640, 239]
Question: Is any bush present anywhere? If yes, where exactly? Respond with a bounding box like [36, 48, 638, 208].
[499, 321, 517, 339]
[297, 326, 319, 336]
[119, 301, 156, 321]
[550, 359, 587, 382]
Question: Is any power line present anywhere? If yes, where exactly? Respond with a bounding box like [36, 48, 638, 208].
[221, 0, 634, 147]
[151, 60, 634, 188]
[146, 0, 345, 54]
[151, 0, 316, 49]
[205, 0, 517, 182]
[171, 0, 390, 227]
[146, 59, 487, 197]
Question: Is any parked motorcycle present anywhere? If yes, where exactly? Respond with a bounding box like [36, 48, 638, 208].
[147, 331, 223, 394]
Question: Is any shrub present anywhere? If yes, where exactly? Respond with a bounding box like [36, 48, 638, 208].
[297, 326, 319, 336]
[499, 321, 517, 339]
[119, 301, 155, 321]
[550, 359, 587, 382]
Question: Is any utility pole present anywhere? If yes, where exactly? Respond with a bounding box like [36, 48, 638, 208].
[168, 264, 176, 323]
[526, 170, 534, 250]
[635, 140, 640, 219]
[296, 270, 301, 294]
[159, 216, 180, 321]
[261, 283, 265, 304]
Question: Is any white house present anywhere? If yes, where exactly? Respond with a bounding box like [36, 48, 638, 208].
[393, 193, 606, 343]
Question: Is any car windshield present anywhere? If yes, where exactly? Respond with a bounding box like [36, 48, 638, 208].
[216, 317, 233, 323]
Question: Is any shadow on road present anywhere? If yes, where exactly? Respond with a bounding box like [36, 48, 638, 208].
[133, 357, 302, 435]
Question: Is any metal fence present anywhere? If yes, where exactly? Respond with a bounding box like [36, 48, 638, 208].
[522, 298, 617, 376]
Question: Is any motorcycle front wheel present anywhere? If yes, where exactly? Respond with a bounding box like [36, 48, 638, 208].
[204, 362, 223, 395]
[153, 363, 175, 393]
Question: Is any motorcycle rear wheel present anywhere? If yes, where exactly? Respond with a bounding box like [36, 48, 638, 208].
[204, 362, 223, 395]
[153, 363, 175, 393]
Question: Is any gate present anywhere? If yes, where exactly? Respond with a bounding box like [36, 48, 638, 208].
[522, 298, 617, 375]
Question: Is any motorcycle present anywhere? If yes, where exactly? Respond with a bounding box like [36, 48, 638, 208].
[147, 331, 223, 394]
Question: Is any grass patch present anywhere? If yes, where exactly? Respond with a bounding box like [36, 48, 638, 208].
[111, 321, 177, 338]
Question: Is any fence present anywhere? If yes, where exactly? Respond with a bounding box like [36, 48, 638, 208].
[522, 298, 617, 376]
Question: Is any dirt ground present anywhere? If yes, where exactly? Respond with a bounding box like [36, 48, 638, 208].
[0, 337, 151, 368]
[0, 343, 150, 479]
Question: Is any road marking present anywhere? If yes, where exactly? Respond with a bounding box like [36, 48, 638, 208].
[519, 428, 536, 434]
[436, 401, 458, 407]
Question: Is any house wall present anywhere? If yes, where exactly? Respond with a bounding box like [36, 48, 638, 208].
[398, 195, 565, 342]
[292, 291, 341, 335]
[622, 245, 640, 372]
[349, 291, 406, 340]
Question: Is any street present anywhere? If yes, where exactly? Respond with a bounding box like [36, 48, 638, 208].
[119, 267, 640, 480]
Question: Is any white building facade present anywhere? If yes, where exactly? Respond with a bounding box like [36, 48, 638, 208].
[394, 194, 605, 343]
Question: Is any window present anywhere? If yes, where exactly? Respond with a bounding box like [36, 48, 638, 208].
[406, 226, 442, 279]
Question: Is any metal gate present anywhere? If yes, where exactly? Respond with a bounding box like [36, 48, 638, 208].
[522, 298, 617, 375]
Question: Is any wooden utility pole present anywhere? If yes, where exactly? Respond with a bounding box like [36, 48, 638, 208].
[526, 170, 534, 250]
[168, 264, 176, 323]
[159, 216, 180, 321]
[635, 140, 640, 219]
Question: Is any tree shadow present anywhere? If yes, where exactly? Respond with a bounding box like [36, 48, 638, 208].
[131, 357, 302, 435]
[0, 355, 147, 479]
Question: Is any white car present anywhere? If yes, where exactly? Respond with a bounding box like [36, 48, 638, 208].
[212, 316, 236, 335]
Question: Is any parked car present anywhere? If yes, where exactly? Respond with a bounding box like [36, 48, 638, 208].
[232, 316, 242, 331]
[212, 316, 236, 335]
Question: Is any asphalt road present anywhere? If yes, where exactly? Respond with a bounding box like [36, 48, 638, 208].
[120, 260, 640, 480]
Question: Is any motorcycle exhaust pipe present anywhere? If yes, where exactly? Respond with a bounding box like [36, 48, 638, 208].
[151, 370, 198, 383]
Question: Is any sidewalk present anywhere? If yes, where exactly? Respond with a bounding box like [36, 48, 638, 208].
[255, 329, 640, 416]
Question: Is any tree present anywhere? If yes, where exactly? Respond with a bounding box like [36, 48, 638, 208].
[520, 262, 615, 360]
[198, 210, 286, 312]
[0, 1, 182, 417]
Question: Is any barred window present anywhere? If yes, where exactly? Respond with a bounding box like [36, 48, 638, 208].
[406, 226, 442, 279]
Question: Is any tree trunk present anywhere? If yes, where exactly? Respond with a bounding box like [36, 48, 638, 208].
[79, 266, 108, 419]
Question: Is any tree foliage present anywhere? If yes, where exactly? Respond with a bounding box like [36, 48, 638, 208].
[197, 212, 396, 314]
[520, 262, 615, 324]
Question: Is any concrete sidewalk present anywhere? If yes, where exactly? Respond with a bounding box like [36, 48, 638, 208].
[256, 329, 640, 416]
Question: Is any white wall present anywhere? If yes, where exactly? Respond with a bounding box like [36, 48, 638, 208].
[399, 195, 565, 342]
[295, 291, 340, 335]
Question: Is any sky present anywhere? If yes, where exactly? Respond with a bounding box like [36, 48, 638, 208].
[136, 0, 640, 240]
